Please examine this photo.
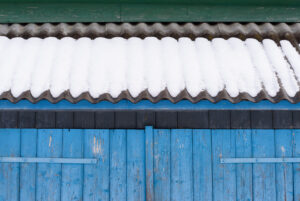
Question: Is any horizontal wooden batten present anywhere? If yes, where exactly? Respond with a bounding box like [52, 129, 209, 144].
[0, 157, 97, 164]
[220, 157, 300, 163]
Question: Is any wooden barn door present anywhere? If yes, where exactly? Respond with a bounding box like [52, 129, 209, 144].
[0, 128, 299, 201]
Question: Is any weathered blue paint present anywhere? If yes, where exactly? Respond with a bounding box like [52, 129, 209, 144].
[20, 129, 37, 201]
[0, 127, 299, 201]
[235, 129, 252, 201]
[193, 129, 212, 201]
[252, 129, 276, 201]
[1, 99, 300, 110]
[61, 129, 84, 201]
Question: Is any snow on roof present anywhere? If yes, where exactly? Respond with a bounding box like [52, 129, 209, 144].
[0, 36, 300, 103]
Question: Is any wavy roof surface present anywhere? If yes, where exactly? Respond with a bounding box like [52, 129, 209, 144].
[1, 23, 300, 103]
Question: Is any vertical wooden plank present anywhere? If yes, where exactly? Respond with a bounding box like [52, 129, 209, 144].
[127, 129, 146, 201]
[110, 129, 127, 201]
[212, 129, 236, 201]
[20, 129, 37, 201]
[252, 129, 276, 201]
[193, 129, 212, 201]
[61, 129, 83, 201]
[83, 129, 110, 201]
[145, 126, 154, 201]
[293, 129, 300, 200]
[154, 129, 171, 201]
[0, 129, 20, 201]
[275, 129, 293, 201]
[235, 129, 252, 201]
[36, 129, 63, 201]
[171, 129, 193, 201]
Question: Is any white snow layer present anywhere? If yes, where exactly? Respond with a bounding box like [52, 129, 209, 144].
[0, 36, 300, 99]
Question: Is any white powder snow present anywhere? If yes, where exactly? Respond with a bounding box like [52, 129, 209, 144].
[178, 37, 205, 97]
[144, 37, 166, 97]
[11, 38, 42, 97]
[50, 37, 76, 98]
[228, 38, 262, 97]
[212, 38, 240, 97]
[194, 38, 224, 97]
[0, 36, 299, 100]
[245, 38, 280, 97]
[161, 37, 185, 97]
[263, 39, 299, 97]
[126, 37, 146, 98]
[69, 37, 92, 98]
[31, 37, 58, 98]
[280, 40, 300, 83]
[88, 38, 110, 98]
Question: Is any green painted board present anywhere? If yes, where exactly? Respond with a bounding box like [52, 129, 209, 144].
[0, 2, 299, 23]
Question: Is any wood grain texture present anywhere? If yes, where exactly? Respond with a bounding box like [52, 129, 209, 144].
[0, 128, 299, 201]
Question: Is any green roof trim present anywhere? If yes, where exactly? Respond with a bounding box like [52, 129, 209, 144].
[0, 2, 300, 23]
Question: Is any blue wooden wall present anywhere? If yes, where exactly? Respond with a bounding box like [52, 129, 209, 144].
[0, 128, 299, 201]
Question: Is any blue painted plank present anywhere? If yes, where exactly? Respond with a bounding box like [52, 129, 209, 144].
[252, 129, 276, 201]
[127, 129, 146, 201]
[170, 129, 193, 201]
[0, 129, 20, 201]
[193, 129, 212, 201]
[154, 129, 171, 201]
[20, 129, 37, 201]
[110, 129, 127, 201]
[83, 129, 110, 201]
[234, 129, 252, 201]
[293, 129, 300, 200]
[2, 99, 300, 111]
[145, 126, 154, 201]
[36, 129, 63, 201]
[275, 129, 294, 201]
[212, 129, 236, 201]
[61, 129, 84, 201]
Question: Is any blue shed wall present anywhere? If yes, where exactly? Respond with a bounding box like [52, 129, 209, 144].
[0, 127, 299, 201]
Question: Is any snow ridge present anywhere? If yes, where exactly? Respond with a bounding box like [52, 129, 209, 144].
[0, 36, 299, 100]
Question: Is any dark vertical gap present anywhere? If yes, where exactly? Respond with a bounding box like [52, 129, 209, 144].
[273, 129, 277, 200]
[152, 128, 155, 201]
[34, 130, 39, 200]
[292, 129, 296, 200]
[144, 128, 146, 201]
[109, 129, 111, 201]
[81, 129, 84, 201]
[126, 130, 128, 201]
[18, 128, 21, 201]
[234, 130, 237, 201]
[191, 129, 194, 201]
[59, 129, 64, 201]
[169, 129, 172, 201]
[251, 130, 254, 201]
[210, 129, 214, 201]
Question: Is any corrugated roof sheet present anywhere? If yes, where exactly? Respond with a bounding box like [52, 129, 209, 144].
[1, 23, 300, 103]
